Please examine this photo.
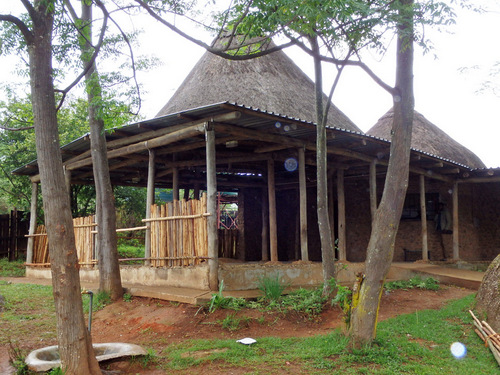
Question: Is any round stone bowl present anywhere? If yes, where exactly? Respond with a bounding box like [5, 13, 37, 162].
[25, 343, 147, 372]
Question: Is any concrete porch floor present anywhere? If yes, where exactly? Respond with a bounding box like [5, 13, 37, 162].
[1, 262, 484, 305]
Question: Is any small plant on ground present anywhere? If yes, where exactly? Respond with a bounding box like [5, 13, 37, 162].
[82, 290, 111, 314]
[384, 276, 440, 292]
[257, 274, 288, 301]
[131, 347, 158, 368]
[331, 283, 353, 325]
[207, 280, 247, 313]
[8, 341, 30, 375]
[219, 313, 248, 331]
[123, 293, 132, 302]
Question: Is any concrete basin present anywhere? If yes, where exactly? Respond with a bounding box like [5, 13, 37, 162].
[25, 343, 147, 372]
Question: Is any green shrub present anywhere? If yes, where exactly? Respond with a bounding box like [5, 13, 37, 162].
[207, 280, 247, 313]
[384, 276, 439, 292]
[257, 274, 288, 301]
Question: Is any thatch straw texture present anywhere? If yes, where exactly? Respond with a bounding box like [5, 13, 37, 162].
[367, 109, 485, 168]
[156, 38, 361, 132]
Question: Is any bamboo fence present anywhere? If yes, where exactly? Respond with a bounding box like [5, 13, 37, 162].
[146, 194, 209, 267]
[31, 215, 97, 266]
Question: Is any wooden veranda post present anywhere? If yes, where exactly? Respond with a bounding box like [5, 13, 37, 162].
[267, 158, 278, 262]
[419, 175, 429, 261]
[64, 168, 71, 194]
[145, 149, 155, 265]
[298, 147, 309, 261]
[26, 182, 38, 264]
[172, 167, 179, 201]
[370, 160, 377, 220]
[452, 182, 459, 260]
[261, 187, 269, 261]
[205, 123, 219, 290]
[337, 169, 346, 261]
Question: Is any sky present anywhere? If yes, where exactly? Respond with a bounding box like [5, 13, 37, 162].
[2, 1, 500, 168]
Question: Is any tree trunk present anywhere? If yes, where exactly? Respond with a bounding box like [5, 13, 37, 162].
[349, 0, 415, 347]
[476, 255, 500, 332]
[310, 37, 336, 292]
[80, 3, 123, 300]
[28, 3, 101, 373]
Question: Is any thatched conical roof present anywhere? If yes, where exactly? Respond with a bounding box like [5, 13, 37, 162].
[156, 38, 361, 133]
[367, 109, 485, 168]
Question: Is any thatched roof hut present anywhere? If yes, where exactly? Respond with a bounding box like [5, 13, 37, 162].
[367, 109, 485, 169]
[156, 38, 361, 133]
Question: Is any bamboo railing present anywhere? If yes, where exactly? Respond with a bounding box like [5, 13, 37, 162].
[145, 194, 209, 267]
[27, 194, 215, 269]
[29, 215, 97, 266]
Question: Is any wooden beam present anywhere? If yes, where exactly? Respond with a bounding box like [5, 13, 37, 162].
[214, 123, 308, 149]
[419, 175, 429, 261]
[298, 148, 308, 261]
[206, 125, 219, 290]
[337, 169, 346, 261]
[254, 144, 293, 154]
[26, 182, 38, 264]
[457, 176, 500, 184]
[66, 124, 206, 172]
[145, 150, 155, 266]
[61, 112, 241, 167]
[268, 159, 278, 262]
[452, 182, 460, 261]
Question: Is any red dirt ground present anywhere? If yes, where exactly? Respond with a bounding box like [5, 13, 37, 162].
[0, 285, 473, 374]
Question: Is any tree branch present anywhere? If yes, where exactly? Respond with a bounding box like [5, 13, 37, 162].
[135, 0, 296, 60]
[56, 1, 109, 110]
[286, 33, 397, 96]
[95, 0, 143, 115]
[0, 14, 34, 45]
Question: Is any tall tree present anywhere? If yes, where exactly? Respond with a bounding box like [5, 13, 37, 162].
[349, 0, 415, 346]
[64, 0, 123, 300]
[0, 1, 101, 372]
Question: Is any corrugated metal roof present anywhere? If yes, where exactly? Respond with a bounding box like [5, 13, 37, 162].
[13, 102, 498, 187]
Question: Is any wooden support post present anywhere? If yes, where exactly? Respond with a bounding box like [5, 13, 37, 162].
[26, 182, 38, 264]
[64, 168, 71, 194]
[419, 175, 429, 261]
[206, 124, 219, 290]
[267, 159, 278, 262]
[145, 150, 155, 266]
[261, 187, 269, 261]
[172, 167, 179, 201]
[193, 184, 200, 200]
[452, 182, 460, 261]
[236, 189, 246, 261]
[337, 169, 346, 261]
[370, 159, 377, 220]
[298, 148, 309, 261]
[328, 170, 336, 253]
